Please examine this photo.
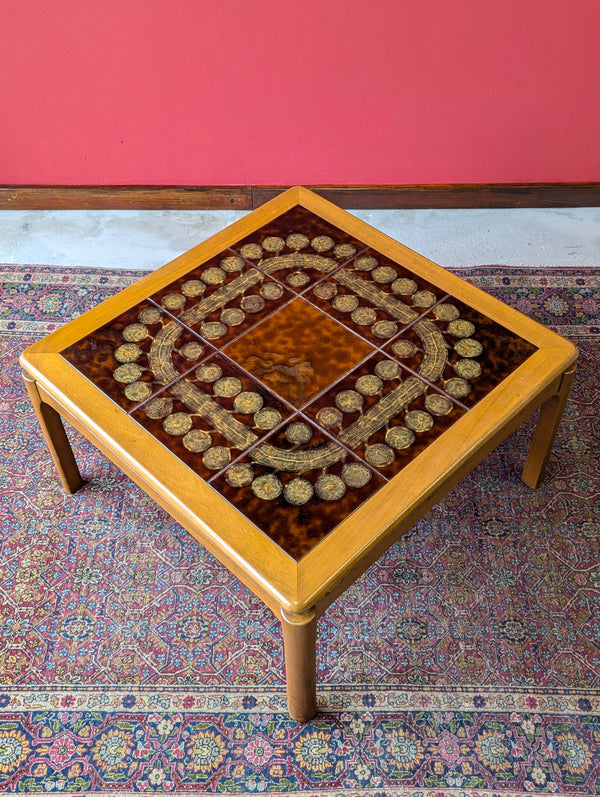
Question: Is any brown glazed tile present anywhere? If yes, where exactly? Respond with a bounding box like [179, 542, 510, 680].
[223, 298, 374, 408]
[230, 206, 367, 293]
[60, 300, 212, 411]
[130, 353, 292, 481]
[212, 416, 385, 560]
[149, 252, 293, 348]
[304, 352, 466, 477]
[384, 298, 537, 408]
[307, 249, 446, 345]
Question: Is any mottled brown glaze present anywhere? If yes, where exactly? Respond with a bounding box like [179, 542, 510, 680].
[61, 301, 212, 411]
[212, 418, 385, 560]
[231, 206, 367, 293]
[448, 302, 538, 405]
[384, 299, 537, 408]
[304, 352, 467, 478]
[130, 352, 292, 480]
[149, 253, 293, 349]
[308, 248, 446, 345]
[59, 206, 539, 561]
[223, 298, 373, 407]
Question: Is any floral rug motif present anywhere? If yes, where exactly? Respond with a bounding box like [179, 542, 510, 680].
[0, 264, 599, 795]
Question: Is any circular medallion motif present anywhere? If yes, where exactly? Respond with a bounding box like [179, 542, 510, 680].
[183, 429, 212, 452]
[315, 474, 346, 501]
[311, 235, 334, 252]
[138, 307, 163, 324]
[334, 243, 356, 259]
[372, 320, 398, 338]
[195, 364, 222, 383]
[392, 278, 418, 295]
[0, 730, 31, 774]
[181, 279, 206, 297]
[341, 462, 372, 488]
[313, 283, 338, 300]
[385, 426, 415, 449]
[404, 410, 434, 432]
[448, 319, 476, 338]
[225, 463, 254, 487]
[202, 267, 226, 285]
[162, 293, 186, 311]
[241, 295, 266, 313]
[220, 307, 245, 326]
[316, 406, 343, 429]
[372, 266, 397, 283]
[392, 339, 417, 358]
[287, 271, 311, 287]
[454, 359, 482, 379]
[240, 243, 263, 260]
[434, 303, 460, 321]
[556, 734, 592, 775]
[351, 306, 377, 326]
[374, 359, 401, 380]
[252, 473, 283, 500]
[388, 730, 425, 770]
[200, 321, 227, 340]
[180, 341, 204, 360]
[114, 343, 142, 363]
[412, 290, 437, 307]
[284, 421, 313, 445]
[145, 397, 173, 419]
[286, 233, 310, 250]
[355, 374, 383, 396]
[284, 477, 314, 505]
[254, 407, 282, 429]
[220, 256, 244, 272]
[445, 377, 471, 399]
[454, 338, 483, 357]
[335, 390, 364, 413]
[124, 381, 152, 402]
[233, 391, 264, 414]
[163, 412, 193, 436]
[475, 731, 510, 772]
[187, 729, 225, 774]
[202, 446, 230, 470]
[260, 282, 284, 300]
[425, 393, 453, 416]
[122, 323, 148, 342]
[365, 443, 395, 467]
[332, 294, 359, 313]
[213, 377, 243, 398]
[262, 236, 285, 253]
[354, 255, 378, 271]
[113, 363, 143, 384]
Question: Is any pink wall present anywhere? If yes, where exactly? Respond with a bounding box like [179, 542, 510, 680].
[2, 0, 599, 185]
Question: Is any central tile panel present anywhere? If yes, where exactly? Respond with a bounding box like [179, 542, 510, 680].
[223, 298, 374, 408]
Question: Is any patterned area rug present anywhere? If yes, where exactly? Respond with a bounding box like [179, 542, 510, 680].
[1, 264, 599, 796]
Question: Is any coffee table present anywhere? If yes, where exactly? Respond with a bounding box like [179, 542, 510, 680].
[20, 187, 577, 721]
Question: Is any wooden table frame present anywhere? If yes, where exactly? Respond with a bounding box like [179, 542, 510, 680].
[20, 187, 577, 721]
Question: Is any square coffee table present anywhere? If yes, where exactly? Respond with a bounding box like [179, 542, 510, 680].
[20, 187, 577, 720]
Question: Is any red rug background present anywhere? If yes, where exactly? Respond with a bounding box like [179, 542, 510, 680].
[0, 265, 599, 794]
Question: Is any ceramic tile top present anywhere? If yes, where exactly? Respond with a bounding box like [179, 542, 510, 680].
[230, 206, 367, 293]
[60, 300, 214, 412]
[60, 207, 537, 559]
[223, 298, 372, 407]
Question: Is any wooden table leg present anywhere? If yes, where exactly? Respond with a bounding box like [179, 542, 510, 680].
[22, 370, 85, 494]
[521, 365, 576, 489]
[280, 607, 318, 722]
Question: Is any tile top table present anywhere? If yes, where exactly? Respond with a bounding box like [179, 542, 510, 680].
[20, 187, 577, 720]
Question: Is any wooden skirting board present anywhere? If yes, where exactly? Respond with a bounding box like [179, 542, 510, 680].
[1, 183, 599, 210]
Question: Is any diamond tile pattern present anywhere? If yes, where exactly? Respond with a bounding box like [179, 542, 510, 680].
[61, 208, 537, 559]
